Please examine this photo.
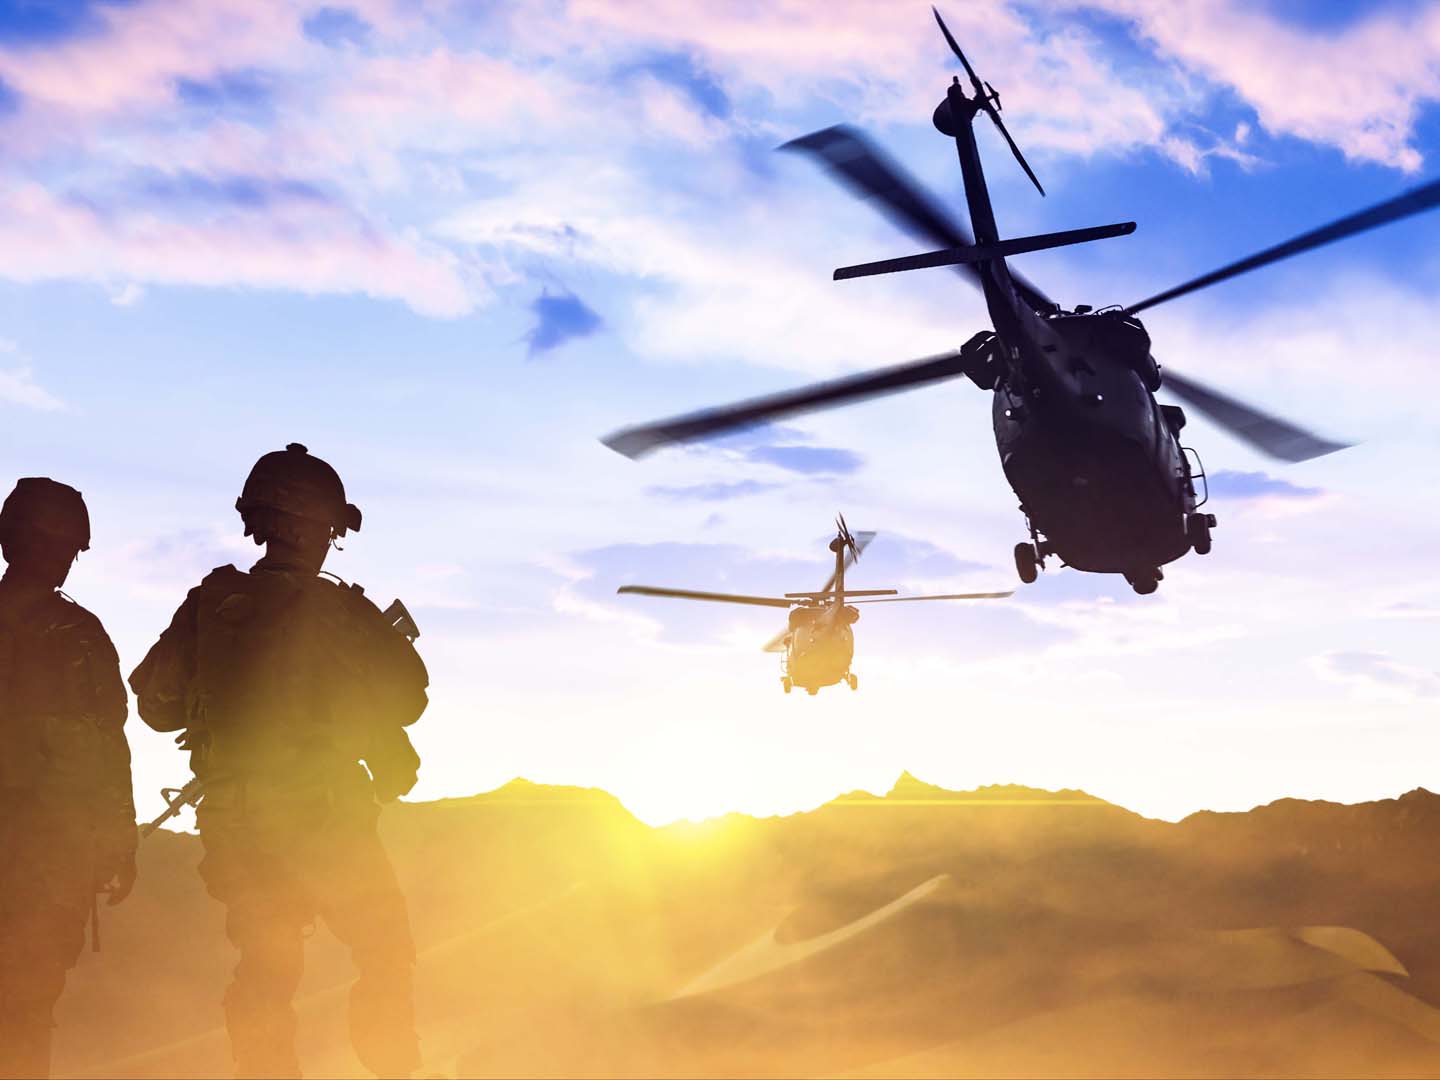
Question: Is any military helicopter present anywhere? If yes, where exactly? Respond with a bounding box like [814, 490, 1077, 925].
[604, 9, 1440, 594]
[617, 516, 1010, 695]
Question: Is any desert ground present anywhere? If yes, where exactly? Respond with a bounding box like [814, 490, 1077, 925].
[53, 774, 1440, 1079]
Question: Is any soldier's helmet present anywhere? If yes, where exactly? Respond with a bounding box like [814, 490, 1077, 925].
[0, 478, 91, 551]
[235, 443, 362, 538]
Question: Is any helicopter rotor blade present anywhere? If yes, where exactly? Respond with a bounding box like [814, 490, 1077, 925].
[932, 6, 983, 90]
[1160, 368, 1350, 463]
[617, 585, 795, 609]
[780, 125, 1053, 312]
[932, 6, 1045, 197]
[852, 590, 1014, 604]
[1126, 175, 1440, 315]
[601, 350, 972, 458]
[983, 102, 1046, 198]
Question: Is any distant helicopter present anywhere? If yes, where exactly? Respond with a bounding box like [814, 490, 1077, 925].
[604, 9, 1440, 595]
[617, 516, 1011, 695]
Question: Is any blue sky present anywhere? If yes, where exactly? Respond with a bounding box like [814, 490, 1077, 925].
[2, 0, 1439, 825]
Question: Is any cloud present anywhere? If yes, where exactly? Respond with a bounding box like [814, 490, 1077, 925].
[646, 480, 781, 502]
[745, 444, 863, 476]
[0, 181, 472, 316]
[1377, 601, 1440, 620]
[0, 0, 1431, 330]
[1313, 650, 1440, 700]
[0, 338, 64, 410]
[0, 363, 64, 410]
[526, 290, 604, 357]
[618, 50, 731, 120]
[1075, 0, 1440, 171]
[1207, 470, 1323, 499]
[667, 425, 865, 479]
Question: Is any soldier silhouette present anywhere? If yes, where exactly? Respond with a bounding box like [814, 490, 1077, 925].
[130, 444, 428, 1079]
[0, 478, 137, 1080]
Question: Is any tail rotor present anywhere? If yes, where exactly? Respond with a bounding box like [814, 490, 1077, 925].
[931, 6, 1045, 197]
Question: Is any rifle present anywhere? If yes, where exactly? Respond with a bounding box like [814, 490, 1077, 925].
[140, 776, 208, 838]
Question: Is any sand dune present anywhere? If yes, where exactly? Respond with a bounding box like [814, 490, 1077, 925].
[51, 776, 1440, 1078]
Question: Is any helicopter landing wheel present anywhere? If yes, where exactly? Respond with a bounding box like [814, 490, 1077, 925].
[782, 677, 793, 694]
[1186, 512, 1214, 555]
[1125, 570, 1160, 595]
[1014, 542, 1039, 584]
[847, 673, 858, 691]
[806, 686, 819, 696]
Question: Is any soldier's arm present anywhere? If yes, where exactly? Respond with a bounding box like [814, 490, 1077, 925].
[128, 589, 201, 733]
[81, 613, 139, 900]
[344, 587, 428, 795]
[346, 585, 430, 726]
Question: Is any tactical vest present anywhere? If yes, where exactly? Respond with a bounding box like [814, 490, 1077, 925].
[184, 566, 426, 783]
[0, 592, 125, 799]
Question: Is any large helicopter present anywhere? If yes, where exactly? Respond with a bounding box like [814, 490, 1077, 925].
[617, 516, 1010, 695]
[604, 9, 1440, 595]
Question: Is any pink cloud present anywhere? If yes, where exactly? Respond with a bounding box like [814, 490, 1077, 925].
[0, 181, 471, 316]
[1068, 0, 1440, 171]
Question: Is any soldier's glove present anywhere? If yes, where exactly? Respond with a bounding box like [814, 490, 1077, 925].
[105, 850, 138, 906]
[371, 765, 419, 804]
[98, 822, 138, 905]
[367, 726, 421, 803]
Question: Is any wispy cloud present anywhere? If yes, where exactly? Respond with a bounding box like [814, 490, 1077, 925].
[1313, 650, 1440, 700]
[646, 479, 781, 502]
[1208, 470, 1323, 499]
[1074, 0, 1440, 171]
[745, 444, 862, 476]
[0, 339, 64, 411]
[0, 364, 63, 411]
[0, 0, 1410, 327]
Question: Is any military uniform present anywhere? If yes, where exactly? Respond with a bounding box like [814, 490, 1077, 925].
[130, 445, 427, 1080]
[0, 480, 135, 1080]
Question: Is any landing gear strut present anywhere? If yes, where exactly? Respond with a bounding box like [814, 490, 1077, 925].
[847, 673, 859, 691]
[782, 677, 793, 694]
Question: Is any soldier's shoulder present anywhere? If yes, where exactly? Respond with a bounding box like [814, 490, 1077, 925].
[186, 563, 251, 598]
[49, 593, 119, 654]
[199, 564, 248, 588]
[50, 591, 106, 630]
[323, 575, 388, 621]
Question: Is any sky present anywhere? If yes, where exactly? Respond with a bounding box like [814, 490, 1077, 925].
[2, 0, 1439, 827]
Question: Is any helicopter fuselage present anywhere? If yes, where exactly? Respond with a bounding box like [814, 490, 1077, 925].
[783, 604, 858, 693]
[990, 310, 1199, 575]
[949, 83, 1206, 586]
